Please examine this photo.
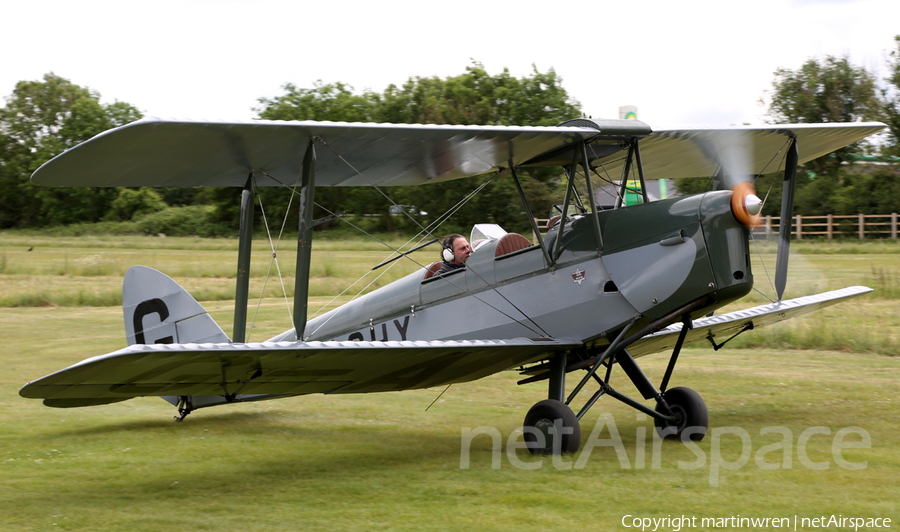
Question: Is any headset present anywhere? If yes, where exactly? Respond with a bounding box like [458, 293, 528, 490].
[442, 243, 455, 262]
[442, 235, 459, 262]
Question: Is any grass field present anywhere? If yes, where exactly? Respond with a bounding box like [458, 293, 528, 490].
[1, 233, 898, 530]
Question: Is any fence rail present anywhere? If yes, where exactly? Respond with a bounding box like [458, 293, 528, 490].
[753, 213, 899, 240]
[532, 214, 900, 240]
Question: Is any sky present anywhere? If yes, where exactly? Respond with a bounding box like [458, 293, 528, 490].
[2, 0, 898, 128]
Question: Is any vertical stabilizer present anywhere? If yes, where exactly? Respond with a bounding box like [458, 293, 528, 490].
[123, 266, 230, 346]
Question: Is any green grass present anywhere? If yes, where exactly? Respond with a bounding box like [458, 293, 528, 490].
[748, 238, 900, 255]
[698, 242, 900, 355]
[0, 233, 437, 308]
[2, 310, 898, 530]
[1, 235, 898, 529]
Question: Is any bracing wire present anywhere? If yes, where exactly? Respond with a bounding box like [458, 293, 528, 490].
[262, 166, 497, 322]
[261, 156, 549, 340]
[244, 169, 304, 342]
[754, 137, 793, 212]
[587, 144, 629, 206]
[425, 384, 452, 412]
[749, 230, 777, 304]
[246, 187, 294, 341]
[301, 172, 550, 340]
[315, 137, 439, 239]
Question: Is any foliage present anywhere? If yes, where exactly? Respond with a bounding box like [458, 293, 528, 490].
[134, 205, 228, 237]
[678, 166, 900, 217]
[680, 48, 900, 217]
[250, 62, 581, 236]
[766, 56, 880, 123]
[764, 55, 880, 177]
[106, 188, 168, 221]
[256, 81, 378, 122]
[829, 167, 900, 214]
[0, 73, 143, 228]
[6, 54, 896, 235]
[882, 35, 900, 157]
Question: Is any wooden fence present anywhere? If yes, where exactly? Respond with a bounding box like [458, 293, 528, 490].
[752, 213, 899, 240]
[531, 214, 900, 240]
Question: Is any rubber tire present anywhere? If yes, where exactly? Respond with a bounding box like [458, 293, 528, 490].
[654, 386, 709, 441]
[523, 399, 581, 455]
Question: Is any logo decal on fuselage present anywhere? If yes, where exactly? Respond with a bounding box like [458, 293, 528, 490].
[572, 268, 586, 286]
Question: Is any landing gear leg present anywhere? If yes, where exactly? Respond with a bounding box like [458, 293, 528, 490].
[524, 354, 581, 455]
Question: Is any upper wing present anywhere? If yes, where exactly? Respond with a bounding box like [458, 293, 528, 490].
[627, 286, 873, 358]
[587, 123, 886, 179]
[32, 117, 884, 188]
[20, 337, 580, 407]
[31, 118, 608, 188]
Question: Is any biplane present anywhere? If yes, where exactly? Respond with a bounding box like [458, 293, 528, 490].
[20, 116, 884, 455]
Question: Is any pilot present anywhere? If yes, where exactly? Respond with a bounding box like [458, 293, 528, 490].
[437, 234, 472, 275]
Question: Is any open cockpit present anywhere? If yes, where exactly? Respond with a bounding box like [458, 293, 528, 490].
[422, 223, 537, 282]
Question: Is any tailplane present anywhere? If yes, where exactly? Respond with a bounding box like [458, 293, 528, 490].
[39, 266, 230, 409]
[124, 266, 276, 418]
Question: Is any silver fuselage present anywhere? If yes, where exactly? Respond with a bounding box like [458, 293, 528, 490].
[270, 191, 753, 351]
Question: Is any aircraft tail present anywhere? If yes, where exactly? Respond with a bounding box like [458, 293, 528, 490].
[123, 266, 276, 414]
[37, 267, 231, 409]
[123, 265, 230, 346]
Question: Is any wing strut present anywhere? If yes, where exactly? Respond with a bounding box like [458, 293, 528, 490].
[509, 165, 552, 267]
[633, 141, 649, 203]
[551, 148, 580, 263]
[580, 141, 604, 252]
[293, 139, 317, 340]
[614, 143, 635, 209]
[233, 175, 255, 342]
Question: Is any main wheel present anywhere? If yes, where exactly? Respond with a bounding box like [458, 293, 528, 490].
[654, 386, 708, 441]
[523, 399, 581, 455]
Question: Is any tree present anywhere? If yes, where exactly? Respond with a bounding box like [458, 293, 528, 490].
[674, 55, 889, 217]
[106, 188, 168, 221]
[374, 63, 579, 234]
[0, 73, 142, 227]
[256, 81, 378, 122]
[375, 64, 578, 127]
[249, 62, 581, 237]
[765, 55, 880, 177]
[246, 81, 382, 233]
[882, 35, 900, 157]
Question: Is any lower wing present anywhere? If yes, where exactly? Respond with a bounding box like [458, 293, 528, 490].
[19, 286, 871, 408]
[627, 286, 873, 358]
[20, 338, 579, 408]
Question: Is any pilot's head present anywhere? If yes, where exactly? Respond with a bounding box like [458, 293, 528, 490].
[441, 234, 472, 265]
